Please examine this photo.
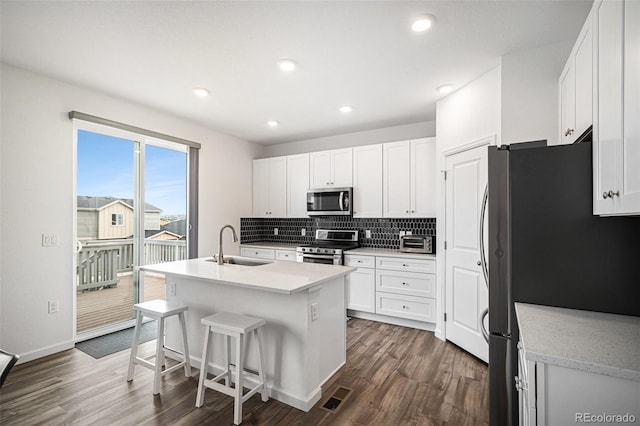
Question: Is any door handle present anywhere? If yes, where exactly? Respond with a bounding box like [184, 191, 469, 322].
[480, 308, 489, 343]
[479, 183, 489, 289]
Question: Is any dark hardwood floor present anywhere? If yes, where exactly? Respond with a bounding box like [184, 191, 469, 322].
[0, 318, 488, 425]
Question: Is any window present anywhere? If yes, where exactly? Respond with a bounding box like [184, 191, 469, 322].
[111, 213, 124, 226]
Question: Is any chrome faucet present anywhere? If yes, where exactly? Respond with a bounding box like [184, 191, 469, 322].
[217, 224, 238, 265]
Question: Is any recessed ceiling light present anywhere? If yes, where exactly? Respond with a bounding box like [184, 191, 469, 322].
[277, 59, 297, 72]
[192, 87, 210, 97]
[339, 106, 353, 114]
[411, 14, 436, 32]
[437, 84, 454, 94]
[267, 120, 280, 127]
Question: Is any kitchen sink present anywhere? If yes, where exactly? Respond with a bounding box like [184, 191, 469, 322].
[206, 255, 273, 267]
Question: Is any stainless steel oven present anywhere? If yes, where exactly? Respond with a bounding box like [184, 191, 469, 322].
[296, 229, 359, 265]
[296, 251, 343, 265]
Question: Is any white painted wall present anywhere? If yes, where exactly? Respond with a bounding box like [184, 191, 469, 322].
[501, 40, 573, 146]
[262, 121, 435, 157]
[0, 63, 262, 362]
[434, 66, 502, 339]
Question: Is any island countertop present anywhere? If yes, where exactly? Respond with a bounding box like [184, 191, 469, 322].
[139, 258, 355, 295]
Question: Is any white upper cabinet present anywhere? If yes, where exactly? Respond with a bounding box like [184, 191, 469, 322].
[252, 156, 286, 217]
[593, 0, 640, 215]
[559, 8, 593, 145]
[286, 153, 309, 217]
[383, 138, 436, 217]
[352, 144, 383, 217]
[383, 140, 411, 217]
[309, 148, 353, 189]
[411, 138, 437, 217]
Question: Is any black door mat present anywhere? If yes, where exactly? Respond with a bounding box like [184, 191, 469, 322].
[75, 321, 157, 359]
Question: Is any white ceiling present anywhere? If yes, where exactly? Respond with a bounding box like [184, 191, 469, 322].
[0, 1, 592, 145]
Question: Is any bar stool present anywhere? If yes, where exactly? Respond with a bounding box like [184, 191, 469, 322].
[195, 312, 268, 425]
[126, 299, 192, 395]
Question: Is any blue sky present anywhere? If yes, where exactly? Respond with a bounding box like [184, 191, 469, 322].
[77, 130, 187, 215]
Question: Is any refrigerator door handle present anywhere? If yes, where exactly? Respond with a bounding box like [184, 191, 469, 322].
[479, 183, 489, 288]
[480, 307, 489, 343]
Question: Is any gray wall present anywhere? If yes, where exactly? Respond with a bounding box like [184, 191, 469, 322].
[262, 121, 435, 157]
[501, 40, 573, 146]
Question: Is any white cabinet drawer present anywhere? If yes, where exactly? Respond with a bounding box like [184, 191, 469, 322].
[344, 254, 375, 268]
[376, 292, 435, 323]
[275, 249, 296, 262]
[375, 256, 435, 274]
[376, 269, 435, 298]
[240, 247, 275, 260]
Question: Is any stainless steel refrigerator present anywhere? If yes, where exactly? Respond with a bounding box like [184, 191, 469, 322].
[486, 140, 640, 425]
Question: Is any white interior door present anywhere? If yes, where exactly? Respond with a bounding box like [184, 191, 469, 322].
[445, 144, 488, 362]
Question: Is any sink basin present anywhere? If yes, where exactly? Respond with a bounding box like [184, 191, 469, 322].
[206, 255, 273, 267]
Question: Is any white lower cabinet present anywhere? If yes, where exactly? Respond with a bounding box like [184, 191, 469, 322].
[376, 291, 435, 323]
[239, 247, 275, 260]
[517, 339, 640, 426]
[275, 249, 296, 261]
[344, 255, 375, 313]
[346, 253, 436, 325]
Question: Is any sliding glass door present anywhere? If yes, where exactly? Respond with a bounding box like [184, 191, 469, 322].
[74, 124, 187, 337]
[142, 142, 187, 302]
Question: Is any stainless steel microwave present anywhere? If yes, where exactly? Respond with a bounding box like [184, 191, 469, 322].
[306, 187, 352, 216]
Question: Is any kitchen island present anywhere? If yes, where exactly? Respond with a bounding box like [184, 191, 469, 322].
[139, 257, 355, 411]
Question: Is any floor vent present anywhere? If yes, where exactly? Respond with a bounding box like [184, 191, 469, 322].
[321, 386, 352, 413]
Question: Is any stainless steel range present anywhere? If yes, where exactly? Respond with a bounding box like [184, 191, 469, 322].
[296, 229, 359, 265]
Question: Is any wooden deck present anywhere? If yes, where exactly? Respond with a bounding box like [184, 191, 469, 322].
[76, 273, 166, 333]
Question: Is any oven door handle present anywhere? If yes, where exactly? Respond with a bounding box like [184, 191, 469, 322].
[299, 253, 338, 259]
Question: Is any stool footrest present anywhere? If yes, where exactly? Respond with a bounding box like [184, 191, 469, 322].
[204, 379, 236, 398]
[134, 357, 156, 371]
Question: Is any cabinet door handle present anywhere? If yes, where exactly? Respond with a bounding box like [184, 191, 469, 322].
[405, 210, 409, 213]
[603, 191, 609, 199]
[608, 190, 620, 198]
[401, 282, 408, 286]
[564, 128, 574, 137]
[402, 305, 409, 309]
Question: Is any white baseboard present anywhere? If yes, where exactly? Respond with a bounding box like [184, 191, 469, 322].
[17, 340, 75, 364]
[348, 310, 436, 332]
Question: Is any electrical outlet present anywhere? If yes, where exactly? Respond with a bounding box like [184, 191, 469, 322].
[399, 230, 406, 237]
[48, 300, 59, 314]
[406, 231, 412, 235]
[311, 303, 318, 321]
[365, 230, 371, 239]
[301, 228, 306, 237]
[169, 282, 176, 296]
[274, 228, 278, 236]
[42, 234, 58, 247]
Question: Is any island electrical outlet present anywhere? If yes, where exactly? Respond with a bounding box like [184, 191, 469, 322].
[311, 303, 318, 321]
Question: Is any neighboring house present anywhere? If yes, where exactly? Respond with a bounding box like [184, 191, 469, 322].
[161, 218, 186, 239]
[145, 229, 182, 240]
[77, 196, 162, 240]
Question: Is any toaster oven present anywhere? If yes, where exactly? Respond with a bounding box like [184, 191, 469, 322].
[399, 235, 435, 254]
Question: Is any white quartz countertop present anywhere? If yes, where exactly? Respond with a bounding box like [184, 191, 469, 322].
[241, 242, 298, 250]
[139, 258, 355, 295]
[515, 303, 640, 381]
[345, 247, 436, 260]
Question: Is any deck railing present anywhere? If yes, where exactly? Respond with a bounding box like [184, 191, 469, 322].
[77, 239, 186, 291]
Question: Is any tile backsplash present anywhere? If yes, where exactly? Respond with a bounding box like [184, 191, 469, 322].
[241, 217, 436, 250]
